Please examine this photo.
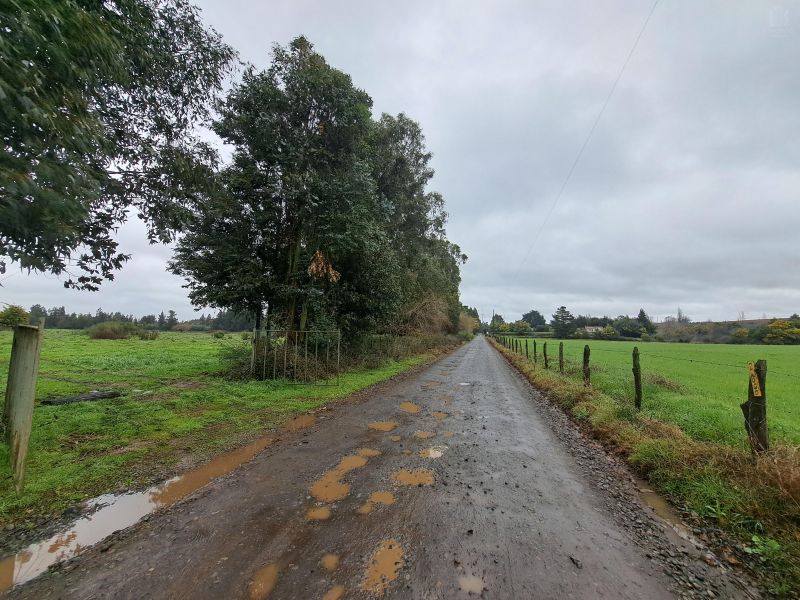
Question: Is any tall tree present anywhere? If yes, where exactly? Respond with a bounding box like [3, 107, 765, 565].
[550, 306, 576, 338]
[0, 0, 235, 289]
[522, 309, 546, 330]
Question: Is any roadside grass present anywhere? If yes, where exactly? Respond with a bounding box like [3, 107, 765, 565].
[0, 330, 442, 529]
[491, 338, 800, 597]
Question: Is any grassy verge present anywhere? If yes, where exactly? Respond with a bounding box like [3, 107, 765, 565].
[0, 330, 450, 530]
[490, 338, 800, 597]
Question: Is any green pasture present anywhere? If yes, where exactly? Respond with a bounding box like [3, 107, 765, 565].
[507, 337, 800, 447]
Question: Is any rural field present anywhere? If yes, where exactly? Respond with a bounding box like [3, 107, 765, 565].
[0, 329, 441, 528]
[512, 338, 800, 447]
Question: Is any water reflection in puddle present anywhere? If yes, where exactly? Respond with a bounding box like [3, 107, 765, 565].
[0, 436, 272, 592]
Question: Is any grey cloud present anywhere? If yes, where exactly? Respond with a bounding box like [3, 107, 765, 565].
[5, 0, 800, 326]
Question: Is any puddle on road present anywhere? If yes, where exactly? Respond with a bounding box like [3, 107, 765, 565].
[249, 563, 280, 599]
[323, 584, 345, 600]
[414, 431, 436, 439]
[321, 553, 340, 571]
[0, 436, 273, 592]
[392, 469, 434, 486]
[389, 435, 401, 442]
[362, 539, 404, 596]
[310, 455, 369, 503]
[281, 413, 317, 432]
[357, 448, 382, 458]
[357, 491, 396, 515]
[441, 431, 454, 438]
[368, 421, 398, 432]
[306, 506, 332, 521]
[458, 575, 484, 593]
[634, 477, 697, 543]
[399, 401, 421, 414]
[432, 411, 448, 421]
[419, 446, 446, 459]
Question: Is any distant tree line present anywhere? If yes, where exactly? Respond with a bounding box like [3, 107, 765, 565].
[16, 305, 255, 332]
[487, 305, 800, 344]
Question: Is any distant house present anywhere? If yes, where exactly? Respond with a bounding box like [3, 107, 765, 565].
[584, 325, 603, 334]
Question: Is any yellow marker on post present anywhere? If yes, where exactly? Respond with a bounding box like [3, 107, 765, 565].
[747, 361, 762, 397]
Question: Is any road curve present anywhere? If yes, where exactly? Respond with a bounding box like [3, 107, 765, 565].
[7, 336, 748, 599]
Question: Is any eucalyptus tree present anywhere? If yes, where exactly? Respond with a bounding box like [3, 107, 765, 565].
[0, 0, 235, 288]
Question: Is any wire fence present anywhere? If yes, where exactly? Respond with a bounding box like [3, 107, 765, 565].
[489, 334, 800, 448]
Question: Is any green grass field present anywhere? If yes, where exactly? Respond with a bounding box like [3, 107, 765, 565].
[0, 329, 438, 526]
[511, 338, 800, 447]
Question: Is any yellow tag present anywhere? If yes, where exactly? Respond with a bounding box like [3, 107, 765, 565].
[747, 362, 762, 397]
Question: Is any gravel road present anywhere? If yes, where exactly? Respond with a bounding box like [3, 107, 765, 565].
[6, 336, 755, 599]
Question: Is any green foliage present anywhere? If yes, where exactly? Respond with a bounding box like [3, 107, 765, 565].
[170, 37, 464, 341]
[522, 309, 546, 329]
[0, 0, 235, 289]
[136, 330, 159, 341]
[85, 321, 139, 340]
[212, 331, 226, 339]
[0, 305, 29, 328]
[550, 306, 576, 338]
[613, 315, 644, 338]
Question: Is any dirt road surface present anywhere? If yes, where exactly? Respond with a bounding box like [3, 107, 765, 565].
[6, 337, 753, 599]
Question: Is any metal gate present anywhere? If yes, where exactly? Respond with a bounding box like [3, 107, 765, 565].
[251, 330, 340, 385]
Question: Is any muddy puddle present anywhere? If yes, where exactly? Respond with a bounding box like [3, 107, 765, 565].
[321, 553, 340, 571]
[399, 401, 421, 414]
[459, 575, 484, 593]
[634, 477, 697, 544]
[281, 413, 317, 432]
[306, 506, 332, 521]
[431, 411, 448, 421]
[362, 539, 404, 596]
[389, 435, 401, 442]
[249, 563, 280, 599]
[0, 436, 273, 592]
[419, 446, 446, 459]
[368, 421, 398, 432]
[310, 455, 369, 503]
[356, 490, 396, 514]
[391, 469, 434, 486]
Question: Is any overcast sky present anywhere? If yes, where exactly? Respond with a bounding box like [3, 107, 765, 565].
[3, 0, 800, 324]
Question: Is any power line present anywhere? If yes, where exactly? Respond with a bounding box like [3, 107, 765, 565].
[519, 0, 660, 267]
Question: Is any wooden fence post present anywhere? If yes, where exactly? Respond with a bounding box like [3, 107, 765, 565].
[632, 346, 642, 410]
[525, 342, 529, 360]
[741, 360, 768, 454]
[3, 320, 44, 491]
[559, 342, 564, 374]
[533, 340, 537, 364]
[583, 345, 590, 386]
[543, 342, 549, 369]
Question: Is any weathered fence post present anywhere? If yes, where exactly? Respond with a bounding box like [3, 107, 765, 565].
[559, 342, 564, 374]
[582, 345, 590, 386]
[3, 319, 44, 491]
[533, 340, 537, 364]
[543, 342, 549, 369]
[741, 360, 768, 454]
[632, 346, 642, 410]
[525, 342, 529, 360]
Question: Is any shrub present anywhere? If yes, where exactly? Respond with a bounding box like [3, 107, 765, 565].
[86, 321, 139, 340]
[212, 331, 226, 339]
[136, 329, 159, 340]
[0, 304, 29, 328]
